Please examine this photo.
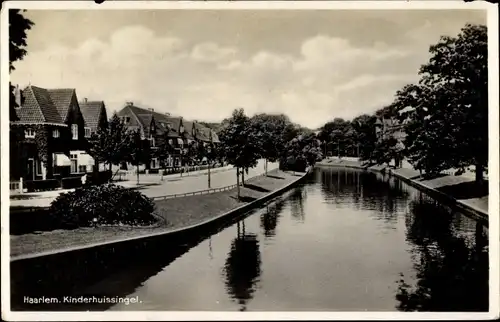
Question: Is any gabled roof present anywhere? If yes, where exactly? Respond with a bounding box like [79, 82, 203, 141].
[14, 86, 65, 124]
[195, 126, 211, 142]
[210, 130, 220, 143]
[80, 100, 105, 131]
[182, 120, 195, 140]
[136, 114, 155, 137]
[47, 88, 76, 122]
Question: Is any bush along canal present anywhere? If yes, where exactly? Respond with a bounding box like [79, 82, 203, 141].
[10, 168, 488, 312]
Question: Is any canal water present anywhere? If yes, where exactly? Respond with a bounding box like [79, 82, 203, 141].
[16, 168, 489, 312]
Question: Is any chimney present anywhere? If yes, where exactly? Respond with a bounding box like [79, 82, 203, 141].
[126, 101, 133, 106]
[148, 108, 154, 112]
[83, 98, 88, 103]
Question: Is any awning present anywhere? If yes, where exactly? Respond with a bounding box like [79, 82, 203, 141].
[79, 153, 95, 166]
[177, 138, 184, 145]
[54, 153, 71, 166]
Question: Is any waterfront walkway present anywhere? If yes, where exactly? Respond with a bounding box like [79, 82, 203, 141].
[10, 168, 301, 259]
[316, 158, 488, 217]
[10, 159, 278, 208]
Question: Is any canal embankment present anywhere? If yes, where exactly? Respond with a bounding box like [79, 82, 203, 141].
[10, 168, 307, 261]
[315, 158, 488, 223]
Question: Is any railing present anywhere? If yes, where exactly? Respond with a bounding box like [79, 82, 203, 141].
[151, 170, 272, 201]
[152, 183, 239, 201]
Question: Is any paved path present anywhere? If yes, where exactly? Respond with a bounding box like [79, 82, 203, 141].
[10, 159, 278, 208]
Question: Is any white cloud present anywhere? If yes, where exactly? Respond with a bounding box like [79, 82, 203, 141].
[12, 25, 426, 129]
[191, 42, 237, 63]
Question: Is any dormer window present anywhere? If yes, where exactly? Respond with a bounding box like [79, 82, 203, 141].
[71, 124, 78, 140]
[84, 127, 91, 138]
[25, 128, 35, 138]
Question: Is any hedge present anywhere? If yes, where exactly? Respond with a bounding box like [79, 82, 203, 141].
[61, 177, 83, 189]
[24, 179, 60, 192]
[85, 170, 112, 185]
[49, 184, 157, 228]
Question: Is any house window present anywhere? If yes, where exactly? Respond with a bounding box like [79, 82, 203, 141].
[52, 129, 60, 138]
[71, 124, 78, 140]
[36, 159, 43, 176]
[151, 158, 158, 169]
[70, 153, 78, 173]
[84, 127, 91, 138]
[25, 129, 35, 138]
[120, 116, 131, 124]
[78, 165, 87, 173]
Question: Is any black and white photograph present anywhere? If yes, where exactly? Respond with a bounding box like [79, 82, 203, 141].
[1, 0, 498, 320]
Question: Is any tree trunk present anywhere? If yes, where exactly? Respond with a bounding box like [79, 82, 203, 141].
[208, 162, 211, 188]
[265, 159, 268, 176]
[236, 167, 240, 199]
[180, 155, 183, 177]
[136, 162, 140, 186]
[475, 163, 484, 188]
[242, 168, 245, 186]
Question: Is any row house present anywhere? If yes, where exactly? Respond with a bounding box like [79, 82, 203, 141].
[10, 85, 107, 181]
[116, 102, 220, 171]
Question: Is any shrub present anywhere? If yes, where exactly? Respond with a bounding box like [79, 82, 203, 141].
[49, 184, 157, 228]
[61, 177, 83, 189]
[25, 179, 60, 192]
[85, 170, 112, 185]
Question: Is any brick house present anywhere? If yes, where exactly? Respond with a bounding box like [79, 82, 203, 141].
[79, 98, 109, 171]
[10, 85, 90, 181]
[115, 102, 220, 171]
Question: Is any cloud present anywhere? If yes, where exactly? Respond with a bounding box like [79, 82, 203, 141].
[191, 42, 237, 63]
[12, 24, 432, 129]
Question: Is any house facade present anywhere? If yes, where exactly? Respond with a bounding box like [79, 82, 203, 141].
[10, 85, 92, 181]
[79, 98, 109, 172]
[116, 102, 220, 171]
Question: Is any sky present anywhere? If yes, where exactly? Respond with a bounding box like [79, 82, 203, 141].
[10, 9, 487, 129]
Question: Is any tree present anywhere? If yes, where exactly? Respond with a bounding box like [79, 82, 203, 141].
[154, 133, 175, 180]
[219, 109, 261, 198]
[372, 136, 400, 167]
[282, 132, 322, 173]
[318, 118, 352, 158]
[351, 114, 378, 163]
[9, 10, 34, 179]
[251, 113, 293, 175]
[127, 129, 150, 185]
[87, 114, 132, 179]
[394, 24, 487, 184]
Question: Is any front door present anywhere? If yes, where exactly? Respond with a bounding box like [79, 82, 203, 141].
[27, 159, 35, 180]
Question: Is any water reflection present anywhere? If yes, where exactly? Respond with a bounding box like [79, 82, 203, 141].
[289, 186, 306, 223]
[223, 221, 262, 311]
[260, 198, 286, 238]
[319, 168, 410, 227]
[396, 196, 489, 312]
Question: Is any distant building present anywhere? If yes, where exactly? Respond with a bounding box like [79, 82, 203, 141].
[115, 102, 220, 170]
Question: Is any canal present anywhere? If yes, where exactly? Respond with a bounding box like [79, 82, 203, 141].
[12, 167, 489, 312]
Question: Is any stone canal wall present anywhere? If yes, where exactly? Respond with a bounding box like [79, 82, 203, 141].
[316, 159, 488, 224]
